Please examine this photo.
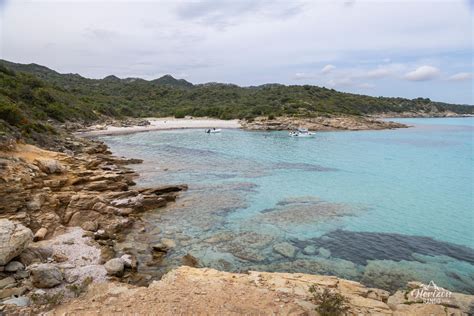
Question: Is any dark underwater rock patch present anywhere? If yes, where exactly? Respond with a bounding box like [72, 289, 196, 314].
[302, 230, 474, 265]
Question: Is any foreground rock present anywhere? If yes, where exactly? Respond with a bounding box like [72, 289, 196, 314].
[104, 258, 124, 276]
[29, 264, 63, 288]
[49, 266, 474, 315]
[0, 140, 186, 311]
[241, 115, 407, 131]
[0, 142, 186, 249]
[0, 220, 33, 265]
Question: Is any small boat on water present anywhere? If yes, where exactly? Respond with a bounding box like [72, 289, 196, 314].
[289, 128, 315, 137]
[205, 128, 222, 134]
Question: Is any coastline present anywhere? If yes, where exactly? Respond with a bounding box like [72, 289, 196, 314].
[76, 118, 242, 137]
[1, 134, 474, 314]
[76, 115, 409, 138]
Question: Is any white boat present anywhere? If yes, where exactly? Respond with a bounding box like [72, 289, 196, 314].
[205, 128, 222, 133]
[289, 128, 315, 137]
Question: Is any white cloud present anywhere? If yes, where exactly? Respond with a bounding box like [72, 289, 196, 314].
[358, 83, 375, 89]
[0, 0, 472, 103]
[404, 65, 440, 81]
[293, 72, 315, 80]
[447, 72, 472, 81]
[321, 64, 336, 74]
[365, 68, 393, 79]
[327, 77, 353, 87]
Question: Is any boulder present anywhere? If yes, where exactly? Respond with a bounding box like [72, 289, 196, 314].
[0, 276, 16, 289]
[120, 254, 137, 269]
[273, 242, 298, 258]
[26, 195, 43, 211]
[0, 219, 33, 265]
[2, 296, 30, 307]
[29, 263, 63, 288]
[81, 221, 98, 232]
[182, 253, 199, 267]
[111, 194, 144, 208]
[104, 258, 124, 276]
[0, 287, 26, 299]
[34, 158, 65, 174]
[5, 261, 24, 272]
[19, 246, 53, 266]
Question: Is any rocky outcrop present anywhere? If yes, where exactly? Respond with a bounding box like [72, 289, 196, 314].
[0, 140, 187, 312]
[0, 142, 186, 244]
[241, 115, 407, 131]
[0, 220, 33, 265]
[48, 266, 474, 315]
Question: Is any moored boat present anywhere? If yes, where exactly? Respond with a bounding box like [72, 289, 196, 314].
[289, 128, 315, 137]
[206, 128, 222, 133]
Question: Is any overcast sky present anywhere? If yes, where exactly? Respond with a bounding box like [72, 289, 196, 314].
[0, 0, 472, 104]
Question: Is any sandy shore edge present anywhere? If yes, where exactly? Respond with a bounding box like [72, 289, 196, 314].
[75, 118, 242, 137]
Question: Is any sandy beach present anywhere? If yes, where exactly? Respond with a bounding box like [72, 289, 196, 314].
[76, 118, 242, 137]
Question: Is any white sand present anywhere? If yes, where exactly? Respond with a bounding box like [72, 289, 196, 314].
[76, 118, 242, 137]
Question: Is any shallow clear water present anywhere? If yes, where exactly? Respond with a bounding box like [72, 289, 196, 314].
[100, 117, 474, 293]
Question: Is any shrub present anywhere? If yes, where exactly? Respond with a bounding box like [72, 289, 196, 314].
[174, 109, 187, 118]
[45, 102, 67, 122]
[309, 285, 350, 316]
[0, 102, 25, 126]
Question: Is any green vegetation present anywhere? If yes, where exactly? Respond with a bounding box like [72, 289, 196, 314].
[309, 285, 350, 316]
[0, 63, 98, 142]
[0, 59, 472, 143]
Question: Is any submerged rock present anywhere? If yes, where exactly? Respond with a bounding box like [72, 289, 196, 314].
[273, 242, 298, 258]
[302, 245, 317, 255]
[182, 254, 199, 267]
[318, 247, 331, 258]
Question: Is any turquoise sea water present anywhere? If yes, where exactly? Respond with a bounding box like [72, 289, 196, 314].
[100, 117, 474, 293]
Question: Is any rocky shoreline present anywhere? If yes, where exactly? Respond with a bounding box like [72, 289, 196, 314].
[0, 137, 187, 313]
[241, 115, 407, 131]
[1, 128, 473, 315]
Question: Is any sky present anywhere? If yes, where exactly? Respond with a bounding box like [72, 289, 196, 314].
[0, 0, 473, 104]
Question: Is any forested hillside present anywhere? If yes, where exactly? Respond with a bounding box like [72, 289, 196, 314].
[0, 59, 472, 141]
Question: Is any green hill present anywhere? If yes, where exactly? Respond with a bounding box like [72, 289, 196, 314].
[0, 59, 472, 143]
